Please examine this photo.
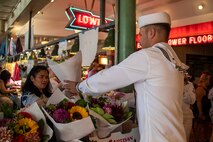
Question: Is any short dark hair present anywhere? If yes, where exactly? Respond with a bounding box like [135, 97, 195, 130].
[146, 23, 171, 40]
[0, 70, 11, 85]
[22, 65, 52, 97]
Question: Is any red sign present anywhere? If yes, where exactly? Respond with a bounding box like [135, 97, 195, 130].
[168, 34, 213, 46]
[109, 136, 134, 142]
[135, 34, 141, 49]
[65, 7, 113, 30]
[135, 34, 213, 49]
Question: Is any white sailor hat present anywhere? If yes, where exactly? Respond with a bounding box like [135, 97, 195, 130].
[138, 12, 171, 28]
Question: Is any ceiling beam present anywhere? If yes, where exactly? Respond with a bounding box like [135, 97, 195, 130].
[5, 0, 50, 32]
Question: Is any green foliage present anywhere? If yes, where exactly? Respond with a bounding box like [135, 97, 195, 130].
[46, 104, 57, 111]
[58, 98, 69, 105]
[102, 113, 114, 119]
[0, 103, 15, 118]
[107, 119, 117, 124]
[91, 107, 118, 124]
[75, 99, 87, 107]
[38, 119, 45, 130]
[41, 135, 50, 142]
[38, 119, 50, 142]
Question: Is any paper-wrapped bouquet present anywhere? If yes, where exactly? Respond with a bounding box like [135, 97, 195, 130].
[87, 91, 132, 138]
[42, 89, 95, 141]
[0, 103, 53, 142]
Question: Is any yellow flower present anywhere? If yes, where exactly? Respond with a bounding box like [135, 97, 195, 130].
[68, 106, 88, 120]
[15, 118, 39, 136]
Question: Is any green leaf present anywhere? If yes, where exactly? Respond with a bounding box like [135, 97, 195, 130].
[41, 135, 50, 142]
[75, 99, 87, 107]
[107, 118, 117, 124]
[96, 107, 104, 115]
[102, 113, 114, 119]
[90, 107, 97, 112]
[47, 104, 56, 111]
[38, 119, 45, 129]
[127, 111, 133, 118]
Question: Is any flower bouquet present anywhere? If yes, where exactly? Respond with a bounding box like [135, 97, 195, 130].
[42, 88, 95, 141]
[0, 103, 53, 142]
[87, 91, 132, 138]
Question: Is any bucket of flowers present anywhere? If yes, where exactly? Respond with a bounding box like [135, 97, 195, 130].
[87, 91, 132, 138]
[0, 102, 53, 142]
[42, 88, 95, 141]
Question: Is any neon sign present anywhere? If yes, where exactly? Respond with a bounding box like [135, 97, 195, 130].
[168, 34, 213, 46]
[65, 7, 113, 30]
[136, 34, 213, 49]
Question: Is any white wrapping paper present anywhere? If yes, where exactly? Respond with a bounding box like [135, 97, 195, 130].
[27, 60, 34, 74]
[58, 40, 68, 55]
[20, 102, 53, 141]
[79, 27, 99, 66]
[47, 51, 82, 83]
[46, 88, 69, 105]
[42, 89, 95, 141]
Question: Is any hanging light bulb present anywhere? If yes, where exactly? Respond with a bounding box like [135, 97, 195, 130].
[198, 4, 204, 10]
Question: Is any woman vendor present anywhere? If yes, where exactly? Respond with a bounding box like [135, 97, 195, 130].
[21, 65, 52, 106]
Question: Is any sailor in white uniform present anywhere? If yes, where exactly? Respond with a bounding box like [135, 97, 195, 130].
[63, 12, 187, 142]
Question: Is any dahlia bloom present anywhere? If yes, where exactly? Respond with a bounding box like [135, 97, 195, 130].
[53, 108, 70, 123]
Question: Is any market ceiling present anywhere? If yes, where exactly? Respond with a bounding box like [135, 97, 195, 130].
[0, 0, 213, 39]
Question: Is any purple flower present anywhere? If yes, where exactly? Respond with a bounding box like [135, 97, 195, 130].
[52, 109, 70, 123]
[111, 104, 124, 122]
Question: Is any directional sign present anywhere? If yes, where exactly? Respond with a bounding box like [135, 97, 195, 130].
[65, 7, 113, 30]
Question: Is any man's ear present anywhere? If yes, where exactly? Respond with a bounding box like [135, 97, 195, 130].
[148, 27, 156, 39]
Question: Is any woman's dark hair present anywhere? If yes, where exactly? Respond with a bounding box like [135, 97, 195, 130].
[22, 65, 52, 97]
[0, 70, 11, 86]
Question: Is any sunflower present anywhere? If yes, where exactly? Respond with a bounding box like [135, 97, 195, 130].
[14, 118, 39, 136]
[68, 106, 88, 120]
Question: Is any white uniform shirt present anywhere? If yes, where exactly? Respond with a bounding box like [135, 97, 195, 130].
[79, 42, 186, 142]
[182, 81, 196, 119]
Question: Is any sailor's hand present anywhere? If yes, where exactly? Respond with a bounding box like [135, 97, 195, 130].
[63, 80, 79, 94]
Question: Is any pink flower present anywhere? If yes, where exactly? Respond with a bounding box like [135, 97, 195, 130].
[53, 109, 70, 123]
[0, 127, 12, 142]
[103, 105, 112, 114]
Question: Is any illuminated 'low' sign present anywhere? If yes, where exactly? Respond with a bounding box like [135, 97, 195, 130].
[65, 7, 113, 30]
[168, 34, 213, 46]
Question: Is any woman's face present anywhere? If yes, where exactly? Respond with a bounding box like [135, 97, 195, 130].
[30, 70, 49, 91]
